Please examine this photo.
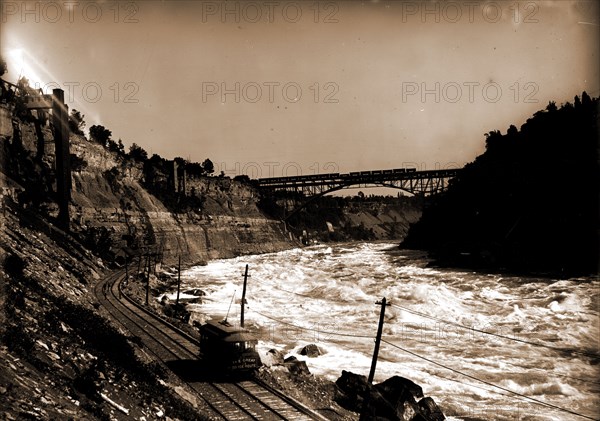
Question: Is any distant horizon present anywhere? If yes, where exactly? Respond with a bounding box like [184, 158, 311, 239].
[2, 0, 598, 178]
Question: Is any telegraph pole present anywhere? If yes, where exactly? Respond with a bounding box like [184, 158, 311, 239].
[360, 297, 390, 421]
[368, 297, 389, 384]
[176, 255, 181, 305]
[145, 252, 151, 306]
[240, 264, 249, 328]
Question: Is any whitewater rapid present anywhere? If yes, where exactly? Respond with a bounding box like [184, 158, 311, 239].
[177, 242, 599, 420]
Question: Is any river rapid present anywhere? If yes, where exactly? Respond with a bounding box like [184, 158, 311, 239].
[177, 242, 599, 420]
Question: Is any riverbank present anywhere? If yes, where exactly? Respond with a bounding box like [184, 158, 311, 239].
[122, 263, 357, 420]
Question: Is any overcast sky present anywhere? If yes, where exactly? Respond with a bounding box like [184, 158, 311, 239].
[2, 0, 598, 177]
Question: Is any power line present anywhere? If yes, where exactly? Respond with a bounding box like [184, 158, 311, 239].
[250, 275, 596, 357]
[243, 278, 598, 418]
[249, 308, 374, 339]
[381, 338, 598, 421]
[249, 276, 598, 360]
[390, 303, 600, 359]
[250, 275, 371, 304]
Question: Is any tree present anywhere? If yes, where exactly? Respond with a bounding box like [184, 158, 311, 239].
[89, 125, 112, 146]
[174, 156, 187, 167]
[128, 143, 148, 162]
[69, 109, 86, 135]
[186, 161, 205, 178]
[117, 139, 125, 155]
[484, 130, 502, 150]
[202, 158, 214, 174]
[581, 91, 592, 107]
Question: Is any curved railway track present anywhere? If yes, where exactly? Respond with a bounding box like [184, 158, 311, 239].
[94, 271, 325, 420]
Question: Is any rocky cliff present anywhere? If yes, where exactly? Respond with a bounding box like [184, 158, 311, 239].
[1, 104, 294, 266]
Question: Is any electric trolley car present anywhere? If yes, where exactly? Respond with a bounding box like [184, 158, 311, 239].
[199, 319, 261, 373]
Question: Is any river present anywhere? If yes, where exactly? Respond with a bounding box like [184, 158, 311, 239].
[177, 242, 599, 421]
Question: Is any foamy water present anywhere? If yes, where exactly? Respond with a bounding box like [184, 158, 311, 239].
[175, 242, 599, 420]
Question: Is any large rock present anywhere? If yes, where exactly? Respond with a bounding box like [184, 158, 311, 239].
[283, 356, 311, 377]
[417, 397, 445, 421]
[334, 371, 445, 421]
[299, 344, 322, 357]
[372, 376, 422, 421]
[375, 376, 424, 401]
[261, 349, 285, 367]
[334, 370, 370, 412]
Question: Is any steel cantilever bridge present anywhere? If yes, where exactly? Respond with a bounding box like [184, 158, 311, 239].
[257, 167, 461, 219]
[257, 168, 461, 196]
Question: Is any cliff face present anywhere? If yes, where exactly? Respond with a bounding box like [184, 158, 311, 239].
[71, 137, 293, 264]
[2, 106, 293, 265]
[283, 197, 423, 243]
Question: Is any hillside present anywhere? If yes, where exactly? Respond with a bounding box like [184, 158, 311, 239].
[0, 102, 293, 266]
[402, 93, 599, 277]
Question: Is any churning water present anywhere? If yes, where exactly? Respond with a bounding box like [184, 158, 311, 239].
[179, 242, 599, 420]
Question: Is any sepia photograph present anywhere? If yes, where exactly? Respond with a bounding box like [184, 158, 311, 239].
[0, 1, 598, 420]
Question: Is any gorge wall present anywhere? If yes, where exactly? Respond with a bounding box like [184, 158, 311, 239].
[1, 105, 294, 266]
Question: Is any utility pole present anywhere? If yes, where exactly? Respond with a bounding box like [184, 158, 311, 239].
[368, 297, 389, 384]
[240, 264, 249, 328]
[145, 252, 151, 306]
[176, 255, 181, 305]
[360, 297, 390, 421]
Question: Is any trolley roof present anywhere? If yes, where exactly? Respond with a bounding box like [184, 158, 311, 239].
[201, 319, 258, 343]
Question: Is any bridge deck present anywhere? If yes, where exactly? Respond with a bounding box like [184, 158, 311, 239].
[257, 168, 461, 188]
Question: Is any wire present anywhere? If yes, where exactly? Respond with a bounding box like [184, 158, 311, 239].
[381, 338, 599, 421]
[250, 275, 372, 304]
[249, 276, 599, 361]
[249, 308, 374, 339]
[252, 279, 599, 360]
[390, 303, 600, 359]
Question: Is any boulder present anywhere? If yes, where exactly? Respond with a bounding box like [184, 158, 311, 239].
[283, 356, 311, 377]
[334, 371, 445, 421]
[299, 344, 322, 357]
[374, 376, 423, 401]
[261, 349, 285, 366]
[334, 370, 370, 412]
[418, 397, 445, 421]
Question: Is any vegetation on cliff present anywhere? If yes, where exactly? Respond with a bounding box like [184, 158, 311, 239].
[402, 93, 599, 276]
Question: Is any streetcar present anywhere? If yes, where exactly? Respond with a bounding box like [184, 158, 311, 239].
[199, 318, 261, 374]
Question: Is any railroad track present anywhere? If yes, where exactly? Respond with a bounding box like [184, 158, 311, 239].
[94, 271, 325, 420]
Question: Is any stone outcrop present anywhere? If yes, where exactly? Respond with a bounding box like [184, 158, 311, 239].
[283, 356, 311, 377]
[298, 344, 323, 357]
[335, 370, 445, 421]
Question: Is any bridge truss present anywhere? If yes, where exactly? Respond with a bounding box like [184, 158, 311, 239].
[257, 168, 461, 220]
